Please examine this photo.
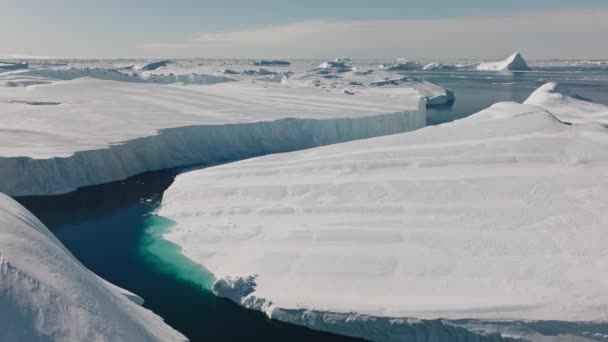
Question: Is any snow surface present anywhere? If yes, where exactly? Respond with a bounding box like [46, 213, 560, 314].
[0, 76, 426, 196]
[524, 82, 608, 126]
[0, 193, 186, 341]
[477, 52, 531, 71]
[158, 83, 608, 341]
[379, 59, 423, 71]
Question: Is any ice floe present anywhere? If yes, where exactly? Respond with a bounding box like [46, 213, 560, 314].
[158, 83, 608, 341]
[0, 77, 426, 196]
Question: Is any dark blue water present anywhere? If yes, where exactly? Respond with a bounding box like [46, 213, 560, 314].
[417, 69, 608, 125]
[15, 68, 608, 342]
[17, 170, 363, 342]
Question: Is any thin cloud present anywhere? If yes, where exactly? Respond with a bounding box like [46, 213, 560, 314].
[138, 9, 608, 59]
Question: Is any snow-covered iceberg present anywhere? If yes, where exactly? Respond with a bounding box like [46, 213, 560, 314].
[0, 77, 426, 196]
[0, 193, 186, 341]
[133, 59, 170, 71]
[379, 59, 423, 71]
[157, 83, 608, 341]
[17, 67, 234, 85]
[477, 52, 531, 71]
[524, 82, 608, 125]
[422, 63, 457, 71]
[286, 61, 454, 106]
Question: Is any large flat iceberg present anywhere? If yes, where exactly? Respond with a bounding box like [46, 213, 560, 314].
[0, 193, 186, 341]
[0, 77, 426, 196]
[158, 83, 608, 341]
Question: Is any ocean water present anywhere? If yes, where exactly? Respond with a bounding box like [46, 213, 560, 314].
[15, 68, 608, 341]
[17, 170, 362, 342]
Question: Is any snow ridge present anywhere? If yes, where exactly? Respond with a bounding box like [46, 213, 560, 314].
[0, 193, 186, 341]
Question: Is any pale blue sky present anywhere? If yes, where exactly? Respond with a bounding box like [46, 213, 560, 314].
[1, 0, 607, 59]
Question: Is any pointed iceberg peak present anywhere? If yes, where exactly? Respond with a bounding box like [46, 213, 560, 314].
[477, 52, 531, 71]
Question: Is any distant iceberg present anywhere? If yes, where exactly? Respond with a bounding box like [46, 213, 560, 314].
[133, 59, 170, 71]
[422, 63, 457, 71]
[477, 52, 531, 71]
[0, 193, 186, 341]
[379, 59, 423, 71]
[253, 60, 290, 66]
[19, 67, 234, 85]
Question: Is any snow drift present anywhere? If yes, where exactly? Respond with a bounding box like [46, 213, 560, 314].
[0, 193, 186, 341]
[477, 52, 531, 71]
[158, 83, 608, 341]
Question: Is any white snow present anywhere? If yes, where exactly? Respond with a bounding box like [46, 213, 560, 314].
[379, 59, 423, 71]
[0, 193, 186, 341]
[0, 77, 426, 196]
[158, 83, 608, 341]
[477, 52, 531, 71]
[524, 82, 608, 126]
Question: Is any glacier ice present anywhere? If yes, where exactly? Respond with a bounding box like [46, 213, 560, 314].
[477, 52, 531, 71]
[0, 77, 426, 196]
[379, 59, 423, 71]
[133, 59, 170, 71]
[157, 83, 608, 341]
[0, 193, 186, 341]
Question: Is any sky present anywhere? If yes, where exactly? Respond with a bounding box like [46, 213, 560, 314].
[1, 0, 607, 59]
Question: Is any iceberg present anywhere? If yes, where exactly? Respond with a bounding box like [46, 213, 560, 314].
[422, 63, 457, 71]
[476, 52, 531, 71]
[157, 83, 608, 341]
[379, 59, 423, 71]
[286, 62, 455, 106]
[133, 59, 170, 71]
[17, 67, 235, 85]
[0, 77, 426, 196]
[0, 193, 186, 341]
[253, 60, 291, 66]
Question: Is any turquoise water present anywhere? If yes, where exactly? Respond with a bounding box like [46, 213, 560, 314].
[17, 170, 362, 342]
[140, 215, 216, 290]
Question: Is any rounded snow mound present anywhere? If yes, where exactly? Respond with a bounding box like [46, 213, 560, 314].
[0, 193, 186, 341]
[524, 82, 608, 125]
